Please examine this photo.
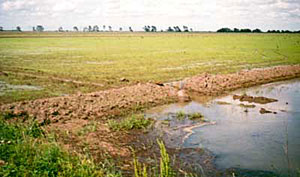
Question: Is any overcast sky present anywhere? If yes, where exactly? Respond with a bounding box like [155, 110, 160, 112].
[0, 0, 299, 31]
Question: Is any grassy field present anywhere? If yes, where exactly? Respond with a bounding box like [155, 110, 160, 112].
[1, 32, 300, 103]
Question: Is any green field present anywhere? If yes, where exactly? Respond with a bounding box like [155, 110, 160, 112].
[1, 32, 300, 103]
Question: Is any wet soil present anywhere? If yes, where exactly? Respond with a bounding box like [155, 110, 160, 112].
[233, 94, 278, 104]
[1, 65, 300, 176]
[259, 108, 276, 114]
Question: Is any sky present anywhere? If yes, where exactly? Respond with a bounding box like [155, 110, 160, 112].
[0, 0, 299, 31]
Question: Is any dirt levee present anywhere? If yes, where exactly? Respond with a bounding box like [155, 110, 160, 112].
[0, 83, 177, 123]
[183, 65, 300, 95]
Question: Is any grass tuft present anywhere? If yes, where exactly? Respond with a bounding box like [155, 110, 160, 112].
[188, 113, 204, 121]
[176, 111, 186, 120]
[108, 114, 152, 131]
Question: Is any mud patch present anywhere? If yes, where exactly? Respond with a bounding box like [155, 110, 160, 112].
[233, 94, 278, 104]
[259, 108, 276, 114]
[239, 103, 256, 108]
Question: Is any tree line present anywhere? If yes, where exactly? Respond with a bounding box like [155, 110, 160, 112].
[0, 25, 134, 32]
[143, 25, 193, 32]
[0, 25, 193, 32]
[217, 27, 300, 33]
[0, 25, 299, 33]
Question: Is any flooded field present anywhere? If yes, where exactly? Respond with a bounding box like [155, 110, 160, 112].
[147, 79, 300, 176]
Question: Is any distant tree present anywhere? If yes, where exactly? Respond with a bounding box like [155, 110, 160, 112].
[151, 26, 157, 32]
[16, 26, 21, 32]
[129, 26, 133, 32]
[240, 28, 252, 32]
[93, 25, 99, 32]
[190, 28, 193, 32]
[108, 26, 112, 31]
[252, 28, 262, 33]
[217, 28, 232, 32]
[119, 27, 122, 31]
[73, 26, 79, 32]
[233, 28, 240, 32]
[58, 27, 64, 32]
[88, 26, 92, 32]
[83, 27, 88, 32]
[174, 26, 181, 32]
[167, 27, 174, 32]
[32, 27, 36, 31]
[0, 26, 3, 31]
[183, 26, 189, 32]
[281, 30, 291, 33]
[36, 25, 44, 32]
[143, 26, 150, 32]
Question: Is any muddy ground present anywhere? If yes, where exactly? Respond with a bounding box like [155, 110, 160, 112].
[1, 65, 300, 176]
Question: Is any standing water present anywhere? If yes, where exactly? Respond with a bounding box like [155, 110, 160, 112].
[147, 79, 300, 176]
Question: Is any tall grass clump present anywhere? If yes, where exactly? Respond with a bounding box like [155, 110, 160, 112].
[132, 148, 148, 177]
[133, 139, 175, 177]
[188, 113, 204, 121]
[0, 113, 118, 177]
[157, 139, 175, 177]
[176, 111, 186, 120]
[108, 114, 152, 131]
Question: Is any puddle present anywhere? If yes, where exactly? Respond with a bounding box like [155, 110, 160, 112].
[146, 79, 300, 176]
[0, 81, 42, 95]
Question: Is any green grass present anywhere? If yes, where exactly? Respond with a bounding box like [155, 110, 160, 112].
[108, 114, 152, 131]
[175, 111, 205, 121]
[0, 113, 122, 177]
[1, 32, 300, 103]
[188, 113, 204, 121]
[176, 111, 186, 120]
[132, 139, 175, 177]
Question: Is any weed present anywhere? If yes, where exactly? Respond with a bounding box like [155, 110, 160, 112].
[188, 113, 204, 121]
[176, 111, 186, 120]
[132, 140, 175, 177]
[157, 139, 175, 177]
[132, 148, 148, 177]
[108, 114, 152, 131]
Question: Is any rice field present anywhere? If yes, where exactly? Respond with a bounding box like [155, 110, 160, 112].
[1, 32, 300, 103]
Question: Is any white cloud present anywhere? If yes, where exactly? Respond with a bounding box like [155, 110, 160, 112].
[0, 0, 299, 31]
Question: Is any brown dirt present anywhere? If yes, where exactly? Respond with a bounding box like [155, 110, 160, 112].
[233, 94, 278, 104]
[0, 83, 177, 124]
[182, 65, 300, 96]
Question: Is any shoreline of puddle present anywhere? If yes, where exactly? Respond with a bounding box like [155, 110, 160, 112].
[144, 78, 300, 177]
